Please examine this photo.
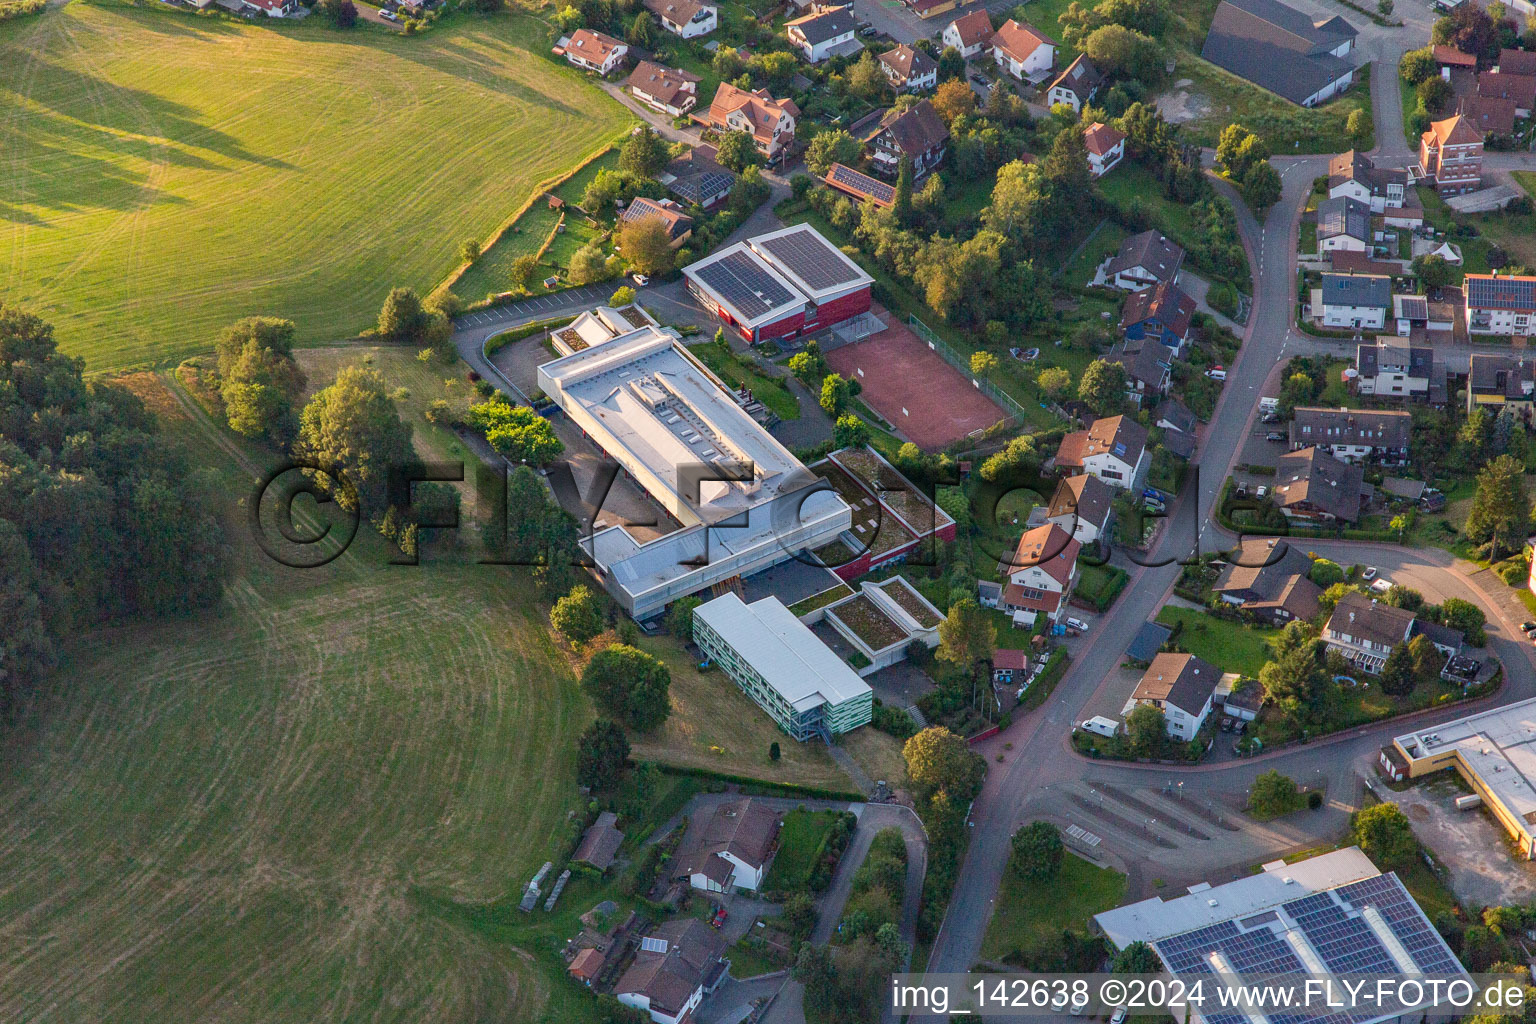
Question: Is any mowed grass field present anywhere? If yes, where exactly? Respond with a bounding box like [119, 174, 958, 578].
[0, 371, 600, 1023]
[0, 1, 633, 370]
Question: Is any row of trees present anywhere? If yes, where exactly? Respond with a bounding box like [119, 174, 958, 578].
[0, 306, 230, 716]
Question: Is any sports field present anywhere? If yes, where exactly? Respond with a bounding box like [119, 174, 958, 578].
[0, 372, 597, 1024]
[0, 2, 632, 370]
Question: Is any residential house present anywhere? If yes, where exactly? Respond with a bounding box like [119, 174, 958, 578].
[1466, 353, 1534, 414]
[1046, 54, 1103, 112]
[1045, 473, 1116, 547]
[676, 798, 781, 893]
[626, 61, 703, 116]
[569, 947, 605, 988]
[864, 99, 949, 178]
[1103, 230, 1185, 291]
[1120, 279, 1195, 354]
[1212, 539, 1322, 625]
[1500, 48, 1536, 76]
[1433, 44, 1478, 72]
[1289, 406, 1411, 464]
[572, 811, 625, 872]
[786, 6, 860, 63]
[1329, 250, 1402, 277]
[822, 162, 896, 207]
[992, 649, 1029, 685]
[1327, 150, 1408, 212]
[243, 0, 302, 15]
[644, 0, 717, 37]
[1478, 71, 1535, 118]
[879, 43, 938, 93]
[1054, 414, 1150, 488]
[1392, 293, 1455, 337]
[1273, 446, 1366, 523]
[997, 523, 1081, 626]
[1317, 272, 1391, 330]
[658, 145, 736, 209]
[614, 918, 729, 1024]
[1324, 592, 1413, 673]
[621, 197, 694, 247]
[989, 19, 1055, 82]
[1200, 0, 1357, 106]
[1124, 653, 1219, 741]
[1315, 196, 1371, 252]
[976, 579, 1003, 608]
[563, 29, 629, 75]
[942, 9, 993, 57]
[1464, 273, 1536, 337]
[1418, 112, 1483, 196]
[1356, 335, 1444, 403]
[696, 83, 799, 160]
[1083, 121, 1126, 178]
[1109, 337, 1173, 406]
[1154, 397, 1197, 436]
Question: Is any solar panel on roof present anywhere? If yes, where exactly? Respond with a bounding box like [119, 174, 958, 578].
[758, 226, 862, 293]
[694, 250, 796, 320]
[826, 163, 895, 206]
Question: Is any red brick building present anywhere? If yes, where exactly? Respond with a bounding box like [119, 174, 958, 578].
[1418, 111, 1483, 196]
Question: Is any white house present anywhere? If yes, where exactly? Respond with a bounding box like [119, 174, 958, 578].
[614, 919, 729, 1024]
[1054, 414, 1149, 489]
[1356, 336, 1438, 402]
[1046, 54, 1103, 112]
[562, 29, 629, 75]
[1465, 273, 1536, 337]
[878, 43, 938, 92]
[786, 5, 860, 63]
[998, 523, 1081, 626]
[626, 61, 703, 117]
[942, 9, 993, 57]
[677, 798, 781, 893]
[1083, 121, 1125, 178]
[1327, 150, 1407, 212]
[1044, 474, 1115, 547]
[1324, 592, 1413, 674]
[1315, 196, 1371, 253]
[1103, 230, 1184, 291]
[1317, 272, 1390, 330]
[1122, 652, 1218, 742]
[644, 0, 717, 37]
[989, 19, 1055, 82]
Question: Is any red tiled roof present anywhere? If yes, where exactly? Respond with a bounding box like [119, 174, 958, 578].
[994, 649, 1029, 670]
[989, 19, 1053, 65]
[1433, 44, 1477, 68]
[1083, 121, 1125, 156]
[1010, 523, 1080, 586]
[948, 8, 993, 47]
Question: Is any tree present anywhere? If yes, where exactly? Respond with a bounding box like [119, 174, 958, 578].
[1037, 366, 1071, 399]
[712, 45, 744, 79]
[665, 595, 701, 638]
[1378, 642, 1415, 696]
[970, 350, 1000, 377]
[509, 253, 540, 292]
[1240, 161, 1282, 212]
[568, 241, 616, 286]
[617, 216, 674, 277]
[769, 741, 780, 761]
[294, 364, 414, 514]
[794, 943, 839, 1017]
[1404, 633, 1439, 686]
[458, 237, 481, 264]
[1350, 802, 1417, 869]
[892, 156, 914, 226]
[551, 584, 605, 646]
[1389, 513, 1410, 540]
[1466, 455, 1529, 560]
[618, 127, 663, 180]
[978, 434, 1037, 482]
[1216, 123, 1268, 181]
[577, 719, 631, 791]
[1345, 108, 1369, 146]
[788, 341, 826, 381]
[216, 315, 296, 378]
[820, 372, 853, 417]
[1258, 621, 1322, 718]
[1079, 358, 1128, 414]
[932, 79, 976, 124]
[1377, 0, 1392, 15]
[318, 0, 357, 27]
[582, 643, 673, 731]
[221, 335, 307, 444]
[1446, 2, 1496, 58]
[1416, 75, 1453, 115]
[1083, 23, 1163, 81]
[936, 597, 997, 684]
[1248, 769, 1300, 816]
[1011, 821, 1064, 881]
[1112, 941, 1160, 974]
[378, 286, 429, 342]
[1440, 596, 1487, 645]
[903, 726, 985, 801]
[626, 10, 655, 46]
[466, 397, 564, 464]
[805, 129, 862, 176]
[848, 51, 888, 101]
[833, 414, 870, 449]
[1412, 253, 1453, 289]
[1278, 370, 1318, 417]
[1309, 558, 1344, 587]
[609, 285, 636, 306]
[749, 51, 798, 90]
[1399, 47, 1436, 85]
[714, 129, 759, 172]
[937, 44, 965, 82]
[1125, 703, 1166, 755]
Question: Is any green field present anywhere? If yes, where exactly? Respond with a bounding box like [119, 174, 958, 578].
[981, 852, 1127, 962]
[1169, 56, 1373, 154]
[763, 808, 845, 891]
[0, 2, 632, 370]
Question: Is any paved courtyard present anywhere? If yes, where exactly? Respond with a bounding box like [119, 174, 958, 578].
[1381, 774, 1536, 908]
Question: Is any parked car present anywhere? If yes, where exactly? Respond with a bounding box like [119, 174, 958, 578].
[379, 8, 399, 18]
[1111, 1008, 1128, 1024]
[1065, 616, 1091, 632]
[710, 907, 728, 928]
[1261, 411, 1281, 423]
[1362, 566, 1378, 580]
[1265, 431, 1285, 442]
[969, 72, 990, 87]
[631, 273, 649, 286]
[1255, 485, 1267, 499]
[1521, 621, 1536, 633]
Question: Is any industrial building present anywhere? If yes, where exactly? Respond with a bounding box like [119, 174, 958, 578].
[682, 224, 875, 345]
[693, 592, 873, 740]
[1095, 848, 1467, 1024]
[537, 322, 852, 620]
[1382, 696, 1536, 859]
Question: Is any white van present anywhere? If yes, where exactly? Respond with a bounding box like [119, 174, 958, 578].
[1081, 716, 1120, 738]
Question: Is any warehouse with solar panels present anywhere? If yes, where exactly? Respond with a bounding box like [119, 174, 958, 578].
[1094, 848, 1467, 1024]
[682, 223, 875, 344]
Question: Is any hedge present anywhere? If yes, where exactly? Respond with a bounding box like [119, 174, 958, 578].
[484, 315, 577, 356]
[647, 761, 864, 802]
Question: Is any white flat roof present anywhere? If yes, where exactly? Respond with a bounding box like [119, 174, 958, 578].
[537, 324, 814, 527]
[1395, 695, 1536, 841]
[695, 592, 872, 711]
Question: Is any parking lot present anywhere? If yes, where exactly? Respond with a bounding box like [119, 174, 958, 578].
[454, 283, 614, 332]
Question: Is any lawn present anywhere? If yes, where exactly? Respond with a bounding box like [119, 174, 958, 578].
[0, 372, 602, 1023]
[1075, 561, 1129, 611]
[687, 339, 801, 421]
[762, 808, 845, 891]
[1168, 55, 1373, 154]
[1060, 221, 1129, 288]
[1154, 605, 1276, 677]
[1399, 69, 1421, 152]
[0, 2, 632, 370]
[1095, 161, 1251, 289]
[981, 852, 1127, 962]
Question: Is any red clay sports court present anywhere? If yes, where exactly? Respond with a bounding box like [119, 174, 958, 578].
[824, 312, 1006, 450]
